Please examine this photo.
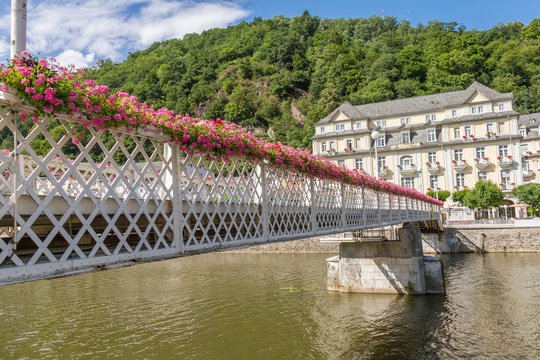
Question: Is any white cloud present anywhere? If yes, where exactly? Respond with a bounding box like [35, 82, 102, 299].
[56, 50, 95, 68]
[0, 1, 249, 66]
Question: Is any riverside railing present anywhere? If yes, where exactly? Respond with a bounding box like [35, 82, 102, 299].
[0, 92, 441, 283]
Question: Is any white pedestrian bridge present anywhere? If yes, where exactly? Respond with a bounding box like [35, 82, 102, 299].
[0, 92, 441, 284]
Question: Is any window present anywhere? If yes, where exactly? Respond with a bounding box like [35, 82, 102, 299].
[454, 128, 461, 139]
[346, 139, 352, 149]
[476, 147, 486, 159]
[501, 170, 511, 189]
[464, 126, 472, 137]
[431, 114, 436, 121]
[456, 173, 465, 188]
[400, 155, 414, 167]
[520, 143, 529, 153]
[355, 139, 362, 149]
[402, 131, 410, 144]
[320, 127, 325, 133]
[337, 160, 345, 166]
[478, 171, 488, 181]
[498, 145, 508, 157]
[429, 175, 438, 189]
[454, 149, 463, 161]
[400, 117, 410, 125]
[355, 122, 362, 129]
[377, 135, 385, 147]
[376, 120, 386, 127]
[478, 106, 483, 113]
[378, 156, 386, 170]
[329, 141, 335, 150]
[321, 143, 327, 152]
[355, 158, 363, 170]
[498, 122, 505, 134]
[471, 107, 477, 114]
[425, 115, 430, 121]
[451, 110, 457, 117]
[427, 128, 436, 142]
[519, 129, 527, 137]
[428, 152, 437, 164]
[486, 123, 494, 134]
[401, 177, 415, 189]
[335, 124, 345, 131]
[498, 103, 504, 111]
[523, 160, 530, 171]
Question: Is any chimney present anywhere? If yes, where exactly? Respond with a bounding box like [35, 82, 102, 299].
[10, 0, 27, 59]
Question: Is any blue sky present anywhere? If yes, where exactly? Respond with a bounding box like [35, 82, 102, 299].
[0, 0, 538, 67]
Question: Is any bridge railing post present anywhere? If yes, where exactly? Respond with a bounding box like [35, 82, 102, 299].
[260, 163, 270, 242]
[164, 143, 184, 255]
[310, 178, 317, 235]
[340, 183, 346, 231]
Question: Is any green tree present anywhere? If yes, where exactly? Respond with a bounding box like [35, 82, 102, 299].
[512, 183, 540, 217]
[427, 190, 451, 202]
[452, 189, 470, 206]
[463, 180, 504, 210]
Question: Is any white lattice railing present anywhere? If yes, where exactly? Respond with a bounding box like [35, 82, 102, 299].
[0, 93, 441, 283]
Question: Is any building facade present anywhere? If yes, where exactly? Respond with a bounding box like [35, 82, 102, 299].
[312, 82, 540, 218]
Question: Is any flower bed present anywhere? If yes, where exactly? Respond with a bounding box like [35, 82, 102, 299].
[0, 53, 442, 205]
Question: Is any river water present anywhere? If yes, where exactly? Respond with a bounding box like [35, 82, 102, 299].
[0, 253, 538, 359]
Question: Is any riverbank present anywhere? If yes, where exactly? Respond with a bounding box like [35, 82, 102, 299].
[227, 225, 540, 254]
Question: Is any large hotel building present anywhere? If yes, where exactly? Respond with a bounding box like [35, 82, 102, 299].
[311, 82, 540, 219]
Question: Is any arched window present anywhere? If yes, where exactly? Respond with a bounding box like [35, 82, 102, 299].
[400, 155, 414, 168]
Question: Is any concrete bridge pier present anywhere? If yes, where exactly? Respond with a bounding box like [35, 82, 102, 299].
[325, 223, 445, 295]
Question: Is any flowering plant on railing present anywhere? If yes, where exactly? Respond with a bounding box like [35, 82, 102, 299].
[0, 53, 443, 206]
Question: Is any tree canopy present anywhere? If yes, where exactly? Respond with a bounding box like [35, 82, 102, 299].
[85, 14, 540, 150]
[512, 183, 540, 216]
[463, 181, 504, 209]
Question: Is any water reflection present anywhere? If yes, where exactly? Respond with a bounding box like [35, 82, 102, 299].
[0, 253, 538, 359]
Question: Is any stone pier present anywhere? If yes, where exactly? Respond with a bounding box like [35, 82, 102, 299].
[325, 223, 445, 295]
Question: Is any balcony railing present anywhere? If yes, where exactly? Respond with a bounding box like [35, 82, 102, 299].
[474, 158, 489, 170]
[398, 164, 417, 176]
[498, 156, 513, 168]
[523, 169, 535, 178]
[452, 160, 467, 171]
[426, 162, 440, 173]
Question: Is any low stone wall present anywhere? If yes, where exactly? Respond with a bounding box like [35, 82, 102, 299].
[227, 226, 540, 254]
[441, 226, 540, 253]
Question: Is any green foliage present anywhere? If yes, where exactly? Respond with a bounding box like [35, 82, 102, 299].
[86, 16, 540, 150]
[512, 183, 540, 216]
[452, 189, 470, 206]
[426, 190, 450, 202]
[463, 181, 505, 209]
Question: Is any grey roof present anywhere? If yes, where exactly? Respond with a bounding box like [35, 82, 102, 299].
[518, 112, 540, 128]
[315, 82, 513, 125]
[319, 101, 366, 123]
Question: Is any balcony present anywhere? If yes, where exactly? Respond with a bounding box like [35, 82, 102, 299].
[344, 147, 355, 154]
[452, 160, 467, 171]
[499, 183, 515, 191]
[486, 132, 497, 140]
[523, 169, 535, 178]
[498, 156, 513, 168]
[462, 135, 475, 142]
[426, 162, 440, 174]
[378, 166, 390, 177]
[474, 158, 490, 170]
[397, 164, 417, 176]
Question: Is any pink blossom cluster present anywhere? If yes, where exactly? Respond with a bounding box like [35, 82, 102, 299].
[0, 53, 442, 206]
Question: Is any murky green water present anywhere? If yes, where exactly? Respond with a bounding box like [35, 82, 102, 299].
[0, 253, 538, 359]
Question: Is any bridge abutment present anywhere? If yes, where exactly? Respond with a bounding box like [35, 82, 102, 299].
[325, 223, 445, 295]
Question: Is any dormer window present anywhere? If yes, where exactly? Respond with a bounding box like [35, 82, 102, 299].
[355, 122, 362, 129]
[478, 106, 483, 113]
[427, 128, 437, 142]
[519, 129, 527, 137]
[498, 104, 504, 111]
[335, 124, 345, 132]
[451, 110, 457, 117]
[320, 127, 325, 133]
[471, 107, 477, 114]
[400, 117, 410, 125]
[401, 131, 410, 144]
[376, 120, 386, 127]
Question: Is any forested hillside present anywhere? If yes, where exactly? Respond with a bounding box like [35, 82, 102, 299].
[86, 13, 540, 149]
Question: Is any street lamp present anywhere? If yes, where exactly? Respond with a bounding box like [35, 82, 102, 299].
[371, 130, 381, 178]
[503, 204, 508, 223]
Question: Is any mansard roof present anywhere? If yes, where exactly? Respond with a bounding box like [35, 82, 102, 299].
[518, 112, 540, 128]
[315, 82, 513, 125]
